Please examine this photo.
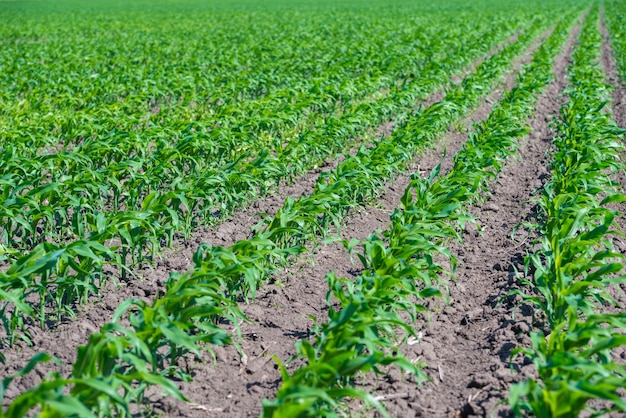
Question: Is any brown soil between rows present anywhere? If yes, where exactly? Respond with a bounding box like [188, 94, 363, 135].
[0, 29, 531, 406]
[600, 9, 626, 131]
[147, 24, 561, 418]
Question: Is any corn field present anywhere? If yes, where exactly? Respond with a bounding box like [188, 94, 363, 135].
[1, 0, 626, 416]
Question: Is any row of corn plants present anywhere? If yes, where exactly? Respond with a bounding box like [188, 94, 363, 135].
[0, 9, 580, 416]
[0, 15, 548, 348]
[262, 12, 578, 417]
[509, 6, 626, 417]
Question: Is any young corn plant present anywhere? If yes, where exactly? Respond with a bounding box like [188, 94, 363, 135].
[0, 264, 247, 417]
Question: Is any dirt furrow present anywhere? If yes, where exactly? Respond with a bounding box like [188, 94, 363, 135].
[600, 9, 626, 130]
[151, 25, 557, 418]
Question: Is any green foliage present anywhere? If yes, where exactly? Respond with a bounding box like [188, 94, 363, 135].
[0, 0, 595, 416]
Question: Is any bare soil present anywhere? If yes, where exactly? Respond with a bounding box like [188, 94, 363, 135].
[600, 9, 626, 130]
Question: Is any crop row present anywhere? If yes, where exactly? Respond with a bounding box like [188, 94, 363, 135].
[0, 7, 581, 417]
[509, 6, 626, 417]
[0, 15, 552, 349]
[263, 11, 577, 417]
